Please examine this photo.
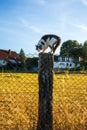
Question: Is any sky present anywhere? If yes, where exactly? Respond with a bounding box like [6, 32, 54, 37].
[0, 0, 87, 55]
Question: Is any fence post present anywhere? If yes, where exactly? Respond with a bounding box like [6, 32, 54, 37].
[37, 53, 54, 130]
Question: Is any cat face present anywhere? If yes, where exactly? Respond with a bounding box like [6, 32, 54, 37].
[36, 44, 42, 52]
[36, 39, 46, 52]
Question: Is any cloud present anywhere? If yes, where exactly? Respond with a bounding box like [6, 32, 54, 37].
[81, 0, 87, 6]
[72, 23, 87, 32]
[20, 18, 43, 33]
[29, 25, 43, 33]
[34, 0, 47, 6]
[20, 18, 30, 28]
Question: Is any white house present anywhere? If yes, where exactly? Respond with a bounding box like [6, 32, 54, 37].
[54, 55, 80, 70]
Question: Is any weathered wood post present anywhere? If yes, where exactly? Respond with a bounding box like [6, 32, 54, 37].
[37, 53, 54, 130]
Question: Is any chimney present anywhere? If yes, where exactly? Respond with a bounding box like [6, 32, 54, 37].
[8, 49, 11, 55]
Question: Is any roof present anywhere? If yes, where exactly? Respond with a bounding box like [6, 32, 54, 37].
[0, 49, 20, 61]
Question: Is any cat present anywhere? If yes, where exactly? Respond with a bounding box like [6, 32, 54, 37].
[36, 34, 61, 53]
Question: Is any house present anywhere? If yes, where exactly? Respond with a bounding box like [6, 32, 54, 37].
[54, 55, 80, 70]
[0, 49, 21, 67]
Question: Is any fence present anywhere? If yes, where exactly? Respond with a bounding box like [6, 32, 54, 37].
[0, 53, 87, 130]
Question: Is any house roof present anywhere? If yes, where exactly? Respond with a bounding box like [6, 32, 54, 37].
[0, 49, 20, 61]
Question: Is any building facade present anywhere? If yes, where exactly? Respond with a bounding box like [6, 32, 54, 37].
[54, 55, 80, 70]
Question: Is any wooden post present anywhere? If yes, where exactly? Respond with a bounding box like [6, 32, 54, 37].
[37, 53, 53, 130]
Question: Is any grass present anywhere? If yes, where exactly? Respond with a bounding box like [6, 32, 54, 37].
[53, 73, 87, 130]
[0, 73, 87, 130]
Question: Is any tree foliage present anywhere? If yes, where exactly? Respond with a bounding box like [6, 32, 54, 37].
[60, 40, 80, 56]
[26, 57, 38, 70]
[83, 40, 87, 47]
[60, 40, 87, 61]
[19, 48, 26, 63]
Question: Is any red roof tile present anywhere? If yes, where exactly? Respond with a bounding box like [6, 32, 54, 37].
[0, 49, 20, 61]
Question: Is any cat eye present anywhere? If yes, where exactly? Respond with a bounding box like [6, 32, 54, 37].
[41, 42, 45, 45]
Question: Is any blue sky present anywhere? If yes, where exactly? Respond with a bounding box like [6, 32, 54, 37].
[0, 0, 87, 55]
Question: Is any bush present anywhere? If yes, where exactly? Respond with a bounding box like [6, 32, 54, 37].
[81, 62, 87, 70]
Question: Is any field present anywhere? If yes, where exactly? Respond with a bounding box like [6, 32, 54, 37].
[0, 73, 87, 130]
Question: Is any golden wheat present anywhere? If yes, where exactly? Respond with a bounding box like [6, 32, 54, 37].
[0, 73, 87, 130]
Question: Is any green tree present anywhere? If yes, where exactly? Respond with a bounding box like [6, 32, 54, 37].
[60, 40, 84, 61]
[70, 47, 84, 59]
[19, 49, 26, 70]
[26, 57, 38, 70]
[19, 48, 26, 64]
[83, 40, 87, 47]
[60, 40, 80, 56]
[83, 41, 87, 61]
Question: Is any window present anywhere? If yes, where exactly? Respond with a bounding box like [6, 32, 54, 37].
[62, 57, 65, 62]
[70, 64, 72, 67]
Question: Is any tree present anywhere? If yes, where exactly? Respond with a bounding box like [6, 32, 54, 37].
[26, 57, 38, 70]
[60, 40, 82, 57]
[70, 47, 84, 59]
[83, 40, 87, 47]
[19, 49, 27, 70]
[19, 48, 26, 64]
[81, 42, 87, 61]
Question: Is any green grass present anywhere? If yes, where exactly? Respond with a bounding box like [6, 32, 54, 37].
[0, 73, 87, 130]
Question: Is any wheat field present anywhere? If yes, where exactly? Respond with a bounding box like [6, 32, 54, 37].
[0, 73, 87, 130]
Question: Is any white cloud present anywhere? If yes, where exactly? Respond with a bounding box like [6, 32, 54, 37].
[34, 0, 47, 5]
[72, 23, 87, 32]
[20, 18, 43, 33]
[81, 0, 87, 6]
[29, 25, 43, 33]
[20, 18, 30, 28]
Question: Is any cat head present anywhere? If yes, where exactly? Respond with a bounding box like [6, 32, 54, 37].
[35, 44, 42, 52]
[36, 39, 46, 52]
